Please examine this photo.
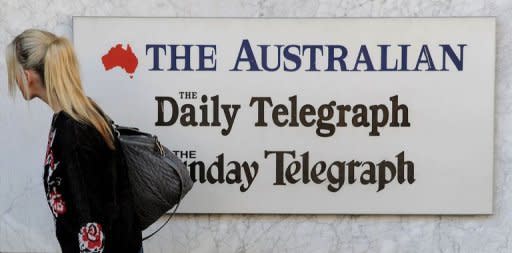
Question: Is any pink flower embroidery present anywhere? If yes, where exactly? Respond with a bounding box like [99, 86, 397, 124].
[78, 222, 105, 253]
[48, 186, 67, 217]
[44, 128, 56, 163]
[45, 149, 60, 182]
[44, 129, 60, 181]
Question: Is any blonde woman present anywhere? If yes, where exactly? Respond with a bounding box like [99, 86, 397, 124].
[5, 29, 144, 253]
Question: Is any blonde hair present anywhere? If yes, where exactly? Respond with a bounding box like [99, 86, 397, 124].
[5, 29, 116, 150]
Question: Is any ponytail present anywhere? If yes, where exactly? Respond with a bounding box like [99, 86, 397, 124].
[43, 37, 116, 150]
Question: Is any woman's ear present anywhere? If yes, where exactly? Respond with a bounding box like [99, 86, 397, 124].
[23, 69, 32, 86]
[23, 69, 39, 99]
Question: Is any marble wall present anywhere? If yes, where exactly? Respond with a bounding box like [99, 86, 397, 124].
[0, 0, 510, 252]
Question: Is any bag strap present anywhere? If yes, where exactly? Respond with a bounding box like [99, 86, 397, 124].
[142, 190, 183, 241]
[101, 111, 184, 241]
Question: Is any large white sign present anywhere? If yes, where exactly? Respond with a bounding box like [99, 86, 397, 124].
[73, 17, 495, 214]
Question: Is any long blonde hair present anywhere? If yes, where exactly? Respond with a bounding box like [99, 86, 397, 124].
[5, 29, 116, 150]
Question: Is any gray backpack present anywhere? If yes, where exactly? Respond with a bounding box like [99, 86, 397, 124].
[104, 114, 194, 241]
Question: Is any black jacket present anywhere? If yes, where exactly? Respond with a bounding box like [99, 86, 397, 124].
[43, 110, 142, 252]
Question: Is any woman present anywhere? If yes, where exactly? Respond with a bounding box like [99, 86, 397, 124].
[5, 29, 144, 253]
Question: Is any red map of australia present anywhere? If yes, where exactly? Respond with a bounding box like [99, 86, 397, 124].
[101, 43, 138, 78]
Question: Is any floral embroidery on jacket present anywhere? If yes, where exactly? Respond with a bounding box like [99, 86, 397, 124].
[44, 127, 67, 217]
[48, 187, 67, 216]
[45, 145, 60, 184]
[78, 222, 105, 253]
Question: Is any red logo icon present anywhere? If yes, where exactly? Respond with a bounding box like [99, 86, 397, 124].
[101, 43, 138, 79]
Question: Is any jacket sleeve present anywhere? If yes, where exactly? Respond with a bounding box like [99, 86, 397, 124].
[60, 123, 111, 253]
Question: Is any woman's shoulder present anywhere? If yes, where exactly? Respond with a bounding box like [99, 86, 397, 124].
[51, 110, 104, 149]
[52, 110, 93, 134]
